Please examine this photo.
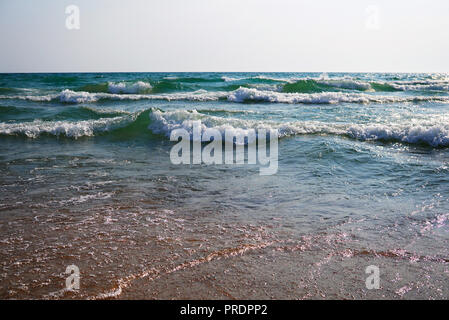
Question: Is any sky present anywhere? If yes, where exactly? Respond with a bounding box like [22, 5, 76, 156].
[0, 0, 448, 73]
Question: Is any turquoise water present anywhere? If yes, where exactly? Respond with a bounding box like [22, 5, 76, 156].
[0, 72, 448, 299]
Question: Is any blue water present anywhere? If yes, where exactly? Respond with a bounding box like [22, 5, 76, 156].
[0, 72, 448, 299]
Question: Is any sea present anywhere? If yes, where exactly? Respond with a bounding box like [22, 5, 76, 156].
[0, 72, 448, 299]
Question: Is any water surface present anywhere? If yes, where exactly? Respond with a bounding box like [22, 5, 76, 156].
[0, 72, 448, 299]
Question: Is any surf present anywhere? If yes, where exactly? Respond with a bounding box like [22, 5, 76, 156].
[3, 107, 448, 148]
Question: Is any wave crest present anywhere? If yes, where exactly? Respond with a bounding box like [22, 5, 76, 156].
[0, 115, 133, 138]
[107, 81, 152, 94]
[149, 109, 449, 147]
[2, 108, 449, 147]
[2, 87, 449, 105]
[227, 87, 449, 104]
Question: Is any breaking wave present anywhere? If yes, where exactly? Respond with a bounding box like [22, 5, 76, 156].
[226, 87, 449, 104]
[79, 81, 152, 94]
[2, 87, 449, 105]
[0, 116, 132, 139]
[149, 109, 449, 147]
[2, 107, 449, 147]
[221, 76, 449, 93]
[283, 79, 449, 93]
[107, 81, 152, 94]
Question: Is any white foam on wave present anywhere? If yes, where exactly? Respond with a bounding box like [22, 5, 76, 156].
[317, 79, 373, 91]
[347, 124, 449, 147]
[289, 76, 449, 92]
[149, 109, 449, 147]
[389, 81, 449, 91]
[64, 89, 224, 103]
[314, 75, 449, 92]
[59, 90, 99, 103]
[222, 75, 290, 82]
[0, 115, 132, 138]
[223, 75, 449, 91]
[221, 76, 243, 82]
[149, 109, 266, 144]
[1, 87, 449, 104]
[149, 109, 346, 142]
[2, 106, 449, 146]
[252, 75, 291, 82]
[0, 89, 226, 104]
[228, 87, 449, 104]
[0, 94, 56, 102]
[107, 81, 152, 94]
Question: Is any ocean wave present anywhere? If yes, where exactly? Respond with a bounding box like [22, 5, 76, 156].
[0, 89, 226, 103]
[107, 81, 152, 94]
[149, 109, 449, 147]
[221, 75, 291, 83]
[0, 87, 34, 94]
[149, 109, 268, 143]
[227, 87, 449, 104]
[2, 107, 449, 147]
[76, 81, 152, 94]
[0, 94, 55, 102]
[283, 78, 449, 93]
[346, 124, 449, 147]
[0, 115, 133, 138]
[282, 79, 367, 93]
[221, 76, 244, 82]
[0, 105, 36, 116]
[318, 79, 372, 91]
[388, 82, 449, 92]
[254, 76, 449, 92]
[75, 77, 449, 95]
[158, 76, 224, 83]
[2, 87, 449, 105]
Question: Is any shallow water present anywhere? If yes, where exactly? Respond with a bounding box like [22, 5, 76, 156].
[0, 72, 448, 299]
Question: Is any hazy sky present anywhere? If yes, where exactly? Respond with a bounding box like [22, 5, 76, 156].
[0, 0, 448, 72]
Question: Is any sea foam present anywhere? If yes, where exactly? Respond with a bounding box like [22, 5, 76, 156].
[149, 109, 449, 147]
[107, 81, 152, 94]
[2, 107, 449, 147]
[0, 116, 132, 138]
[2, 87, 449, 105]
